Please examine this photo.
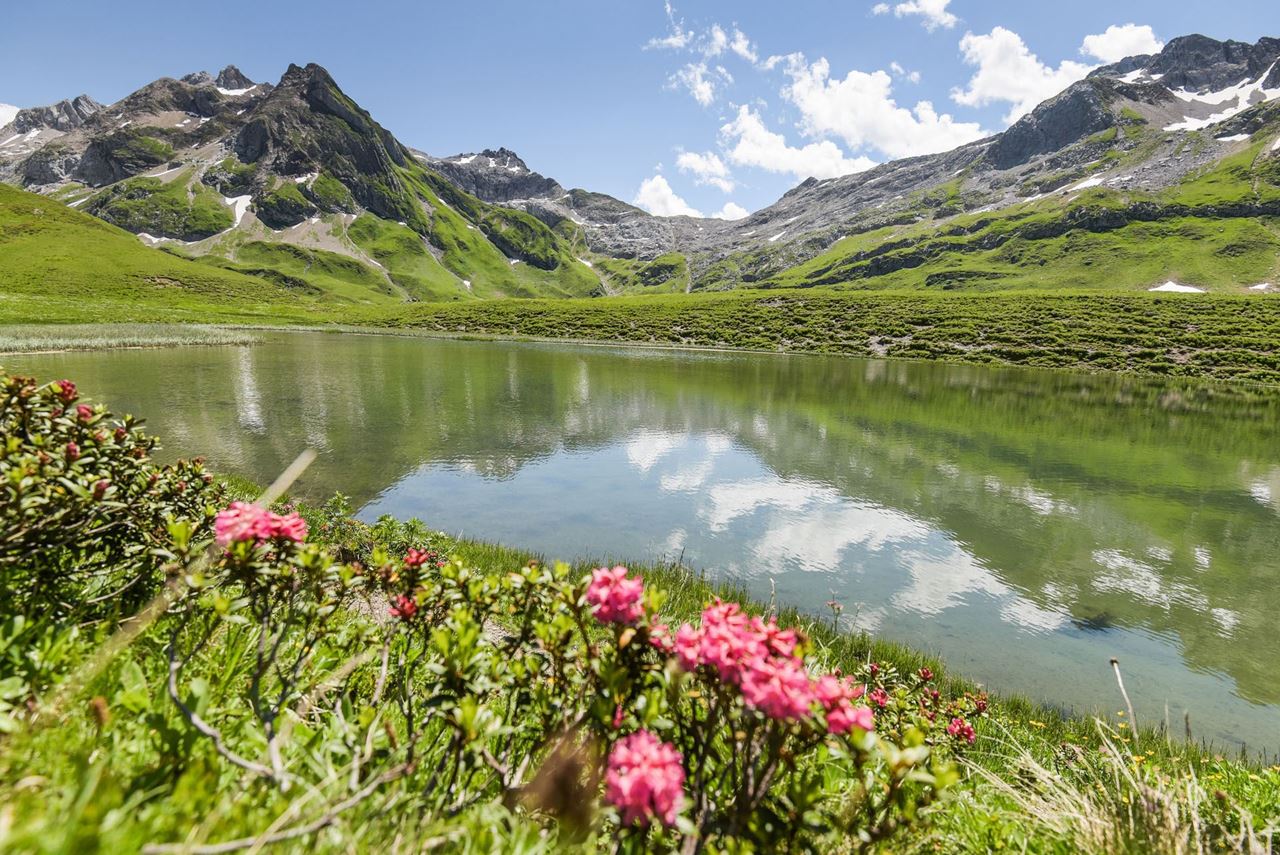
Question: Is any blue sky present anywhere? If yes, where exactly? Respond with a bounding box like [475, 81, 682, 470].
[1, 1, 1276, 216]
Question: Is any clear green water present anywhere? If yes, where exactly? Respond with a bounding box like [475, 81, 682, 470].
[9, 332, 1280, 751]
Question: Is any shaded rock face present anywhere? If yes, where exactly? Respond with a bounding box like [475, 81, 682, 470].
[1143, 35, 1280, 91]
[12, 95, 102, 133]
[215, 65, 255, 91]
[425, 147, 564, 204]
[235, 63, 418, 224]
[181, 71, 213, 86]
[20, 145, 80, 184]
[987, 83, 1115, 170]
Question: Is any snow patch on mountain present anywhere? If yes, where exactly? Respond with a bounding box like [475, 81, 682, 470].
[224, 195, 252, 227]
[0, 103, 18, 127]
[1164, 61, 1280, 131]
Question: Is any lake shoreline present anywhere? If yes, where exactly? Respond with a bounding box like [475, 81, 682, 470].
[6, 301, 1280, 390]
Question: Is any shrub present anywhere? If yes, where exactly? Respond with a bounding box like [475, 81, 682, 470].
[0, 373, 218, 623]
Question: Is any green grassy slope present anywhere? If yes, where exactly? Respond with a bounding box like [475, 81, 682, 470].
[751, 133, 1280, 293]
[0, 183, 329, 324]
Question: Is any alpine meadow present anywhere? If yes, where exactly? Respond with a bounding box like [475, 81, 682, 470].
[2, 3, 1280, 853]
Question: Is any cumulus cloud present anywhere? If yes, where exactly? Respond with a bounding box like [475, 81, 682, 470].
[952, 27, 1094, 123]
[780, 54, 985, 158]
[713, 201, 750, 220]
[648, 4, 760, 105]
[1080, 24, 1164, 63]
[872, 0, 957, 31]
[676, 150, 735, 192]
[719, 105, 875, 181]
[634, 174, 703, 217]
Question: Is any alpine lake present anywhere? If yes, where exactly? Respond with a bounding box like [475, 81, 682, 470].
[10, 331, 1280, 753]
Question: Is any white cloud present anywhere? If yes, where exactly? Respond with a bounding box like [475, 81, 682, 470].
[713, 201, 750, 220]
[669, 62, 732, 107]
[781, 55, 986, 158]
[872, 0, 957, 31]
[1080, 24, 1164, 63]
[633, 174, 703, 217]
[649, 6, 759, 108]
[706, 24, 729, 57]
[730, 28, 758, 63]
[889, 61, 922, 84]
[952, 27, 1094, 123]
[646, 0, 692, 50]
[676, 150, 735, 192]
[720, 105, 876, 181]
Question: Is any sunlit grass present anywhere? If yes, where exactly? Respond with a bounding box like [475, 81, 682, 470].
[0, 323, 259, 354]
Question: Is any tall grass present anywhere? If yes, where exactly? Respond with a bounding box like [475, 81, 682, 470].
[0, 324, 259, 354]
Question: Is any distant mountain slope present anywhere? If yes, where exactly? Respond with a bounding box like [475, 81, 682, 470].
[3, 35, 1280, 300]
[421, 35, 1280, 293]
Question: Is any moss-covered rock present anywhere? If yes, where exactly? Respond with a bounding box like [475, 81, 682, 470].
[253, 180, 317, 229]
[202, 157, 257, 196]
[86, 175, 233, 240]
[305, 173, 357, 213]
[76, 129, 176, 184]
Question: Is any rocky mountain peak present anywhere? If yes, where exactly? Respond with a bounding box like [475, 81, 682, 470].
[11, 95, 102, 134]
[232, 61, 417, 226]
[424, 146, 563, 204]
[986, 81, 1114, 170]
[215, 65, 255, 91]
[178, 66, 257, 93]
[1095, 35, 1280, 92]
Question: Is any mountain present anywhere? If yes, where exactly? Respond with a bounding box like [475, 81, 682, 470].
[439, 34, 1280, 292]
[3, 35, 1279, 303]
[0, 64, 603, 302]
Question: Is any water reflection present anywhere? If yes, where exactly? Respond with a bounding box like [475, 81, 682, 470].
[9, 333, 1280, 750]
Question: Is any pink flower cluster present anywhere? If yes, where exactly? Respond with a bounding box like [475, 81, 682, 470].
[586, 565, 645, 625]
[214, 501, 309, 547]
[388, 594, 418, 621]
[669, 600, 873, 733]
[404, 548, 444, 568]
[815, 675, 873, 734]
[947, 716, 976, 744]
[604, 730, 685, 827]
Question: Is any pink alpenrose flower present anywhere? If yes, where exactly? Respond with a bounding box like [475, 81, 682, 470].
[214, 501, 308, 547]
[604, 730, 685, 827]
[585, 565, 645, 625]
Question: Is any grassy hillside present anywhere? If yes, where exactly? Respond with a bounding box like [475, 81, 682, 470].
[0, 183, 330, 325]
[736, 133, 1280, 293]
